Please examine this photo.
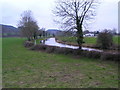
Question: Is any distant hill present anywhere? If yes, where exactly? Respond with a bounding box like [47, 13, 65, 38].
[46, 29, 63, 36]
[0, 24, 20, 37]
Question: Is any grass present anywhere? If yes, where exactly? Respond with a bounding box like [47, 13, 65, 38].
[84, 37, 97, 44]
[113, 36, 120, 45]
[57, 36, 120, 45]
[32, 37, 50, 44]
[0, 38, 2, 88]
[2, 38, 118, 88]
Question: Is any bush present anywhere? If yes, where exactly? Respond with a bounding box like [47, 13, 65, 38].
[81, 50, 101, 59]
[54, 47, 74, 55]
[45, 46, 57, 53]
[101, 52, 120, 61]
[72, 49, 83, 55]
[54, 47, 66, 54]
[63, 48, 74, 55]
[97, 31, 113, 49]
[30, 44, 47, 51]
[117, 45, 120, 51]
[24, 41, 34, 48]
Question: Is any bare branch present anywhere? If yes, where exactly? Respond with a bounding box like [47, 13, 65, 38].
[53, 0, 98, 49]
[18, 10, 39, 40]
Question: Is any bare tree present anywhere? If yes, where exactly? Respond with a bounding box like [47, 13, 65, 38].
[18, 10, 39, 41]
[38, 28, 46, 37]
[53, 0, 98, 49]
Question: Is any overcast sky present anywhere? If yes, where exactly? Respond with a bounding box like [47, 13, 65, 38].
[0, 0, 119, 32]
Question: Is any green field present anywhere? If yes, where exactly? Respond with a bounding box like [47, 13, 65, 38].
[2, 38, 118, 88]
[57, 36, 120, 45]
[0, 38, 2, 88]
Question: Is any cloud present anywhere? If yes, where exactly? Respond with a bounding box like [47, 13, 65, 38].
[1, 0, 57, 29]
[90, 0, 118, 31]
[0, 0, 118, 30]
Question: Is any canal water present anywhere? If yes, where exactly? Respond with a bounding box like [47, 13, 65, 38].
[41, 38, 102, 52]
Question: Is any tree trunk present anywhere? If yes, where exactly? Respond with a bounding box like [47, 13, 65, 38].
[76, 13, 83, 49]
[78, 44, 82, 49]
[77, 36, 83, 49]
[76, 25, 83, 50]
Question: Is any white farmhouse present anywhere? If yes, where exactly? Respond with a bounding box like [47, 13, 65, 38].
[84, 33, 95, 37]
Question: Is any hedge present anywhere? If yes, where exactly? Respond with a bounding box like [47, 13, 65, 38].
[24, 41, 34, 48]
[24, 41, 119, 61]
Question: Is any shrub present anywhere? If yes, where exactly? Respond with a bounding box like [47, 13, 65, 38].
[97, 31, 113, 49]
[54, 47, 63, 54]
[24, 41, 34, 48]
[72, 49, 83, 55]
[92, 51, 101, 59]
[54, 47, 74, 55]
[45, 46, 56, 53]
[30, 44, 47, 51]
[63, 48, 74, 55]
[101, 52, 120, 61]
[81, 50, 101, 59]
[117, 45, 120, 51]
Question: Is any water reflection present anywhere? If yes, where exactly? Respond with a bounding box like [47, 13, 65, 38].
[41, 38, 102, 52]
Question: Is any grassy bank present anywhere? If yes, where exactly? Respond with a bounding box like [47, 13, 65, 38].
[57, 36, 120, 46]
[2, 38, 118, 88]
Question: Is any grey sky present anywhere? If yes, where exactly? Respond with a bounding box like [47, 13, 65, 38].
[0, 0, 119, 32]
